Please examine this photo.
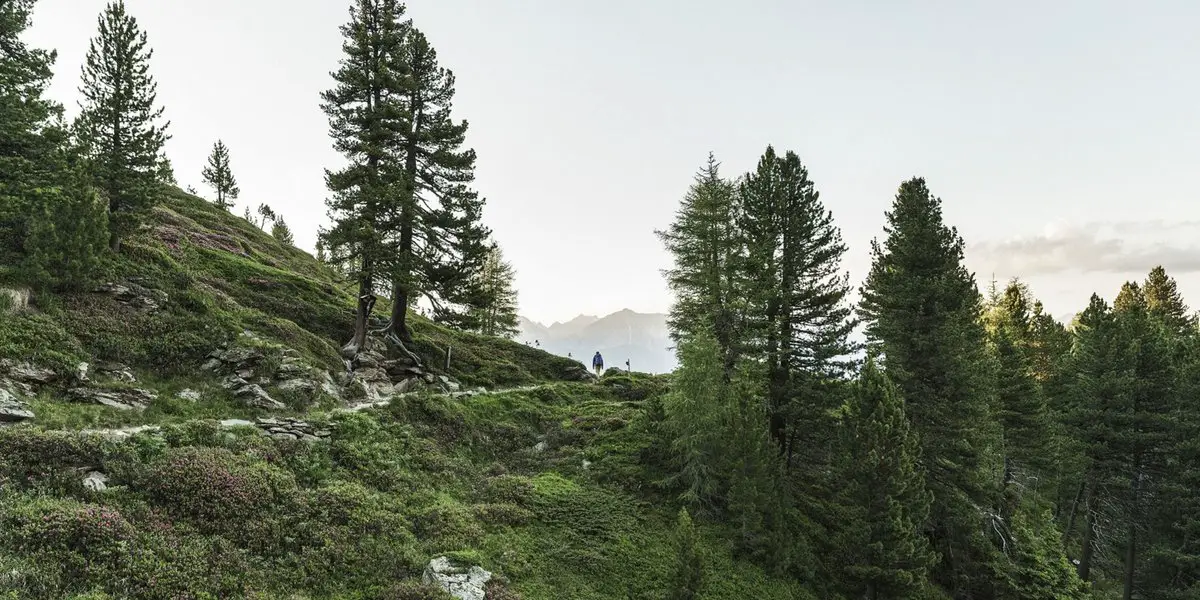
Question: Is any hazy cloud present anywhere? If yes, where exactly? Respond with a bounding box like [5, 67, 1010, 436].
[967, 220, 1200, 276]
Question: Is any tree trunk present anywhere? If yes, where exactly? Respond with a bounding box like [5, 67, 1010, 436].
[109, 231, 121, 253]
[1079, 480, 1097, 581]
[387, 280, 413, 344]
[1063, 478, 1086, 547]
[1123, 465, 1142, 600]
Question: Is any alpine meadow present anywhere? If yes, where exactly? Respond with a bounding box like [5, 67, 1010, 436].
[1, 1, 1198, 599]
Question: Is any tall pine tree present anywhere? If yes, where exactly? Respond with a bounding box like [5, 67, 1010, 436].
[858, 177, 1000, 598]
[657, 153, 745, 379]
[320, 0, 411, 355]
[201, 139, 240, 210]
[467, 243, 519, 338]
[22, 169, 109, 290]
[737, 146, 857, 465]
[380, 27, 490, 347]
[76, 0, 170, 253]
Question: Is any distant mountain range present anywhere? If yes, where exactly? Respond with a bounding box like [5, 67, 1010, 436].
[515, 309, 678, 374]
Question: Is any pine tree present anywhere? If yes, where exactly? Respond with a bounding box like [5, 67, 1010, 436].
[468, 244, 519, 338]
[0, 0, 64, 256]
[75, 0, 170, 253]
[156, 153, 175, 184]
[271, 217, 294, 245]
[1142, 265, 1194, 335]
[656, 153, 745, 378]
[321, 0, 411, 355]
[380, 27, 491, 346]
[833, 357, 938, 600]
[857, 177, 1000, 597]
[662, 328, 735, 508]
[201, 139, 240, 210]
[668, 508, 704, 600]
[256, 203, 276, 230]
[737, 146, 857, 465]
[22, 168, 109, 290]
[242, 205, 254, 224]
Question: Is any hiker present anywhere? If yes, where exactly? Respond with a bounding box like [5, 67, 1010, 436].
[592, 351, 604, 376]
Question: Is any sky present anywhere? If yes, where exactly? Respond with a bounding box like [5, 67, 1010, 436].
[23, 0, 1200, 325]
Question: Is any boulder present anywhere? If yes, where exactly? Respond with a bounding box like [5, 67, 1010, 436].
[221, 375, 286, 410]
[93, 361, 136, 383]
[0, 360, 56, 385]
[422, 556, 492, 600]
[82, 471, 109, 492]
[0, 386, 34, 423]
[0, 286, 31, 312]
[68, 386, 157, 410]
[177, 388, 202, 402]
[93, 281, 168, 311]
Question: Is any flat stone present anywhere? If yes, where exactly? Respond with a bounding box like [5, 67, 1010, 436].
[218, 419, 255, 428]
[271, 432, 298, 441]
[178, 388, 202, 402]
[423, 556, 492, 600]
[82, 471, 109, 492]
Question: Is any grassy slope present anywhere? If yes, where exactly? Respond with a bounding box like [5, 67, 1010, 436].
[0, 188, 811, 599]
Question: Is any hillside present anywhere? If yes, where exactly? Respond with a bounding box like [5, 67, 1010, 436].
[517, 310, 677, 374]
[0, 187, 806, 599]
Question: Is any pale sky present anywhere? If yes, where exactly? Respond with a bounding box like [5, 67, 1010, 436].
[24, 0, 1200, 325]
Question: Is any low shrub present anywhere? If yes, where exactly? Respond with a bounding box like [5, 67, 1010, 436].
[378, 580, 454, 600]
[0, 497, 135, 587]
[471, 503, 535, 527]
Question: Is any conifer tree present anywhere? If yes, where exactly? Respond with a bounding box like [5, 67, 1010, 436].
[271, 217, 294, 246]
[201, 140, 240, 210]
[857, 177, 999, 597]
[833, 357, 938, 600]
[662, 328, 735, 508]
[1142, 265, 1194, 335]
[0, 0, 64, 256]
[22, 169, 109, 290]
[75, 0, 170, 253]
[657, 153, 745, 378]
[466, 244, 519, 338]
[668, 508, 705, 600]
[256, 203, 276, 230]
[378, 28, 490, 347]
[737, 146, 857, 465]
[321, 0, 411, 355]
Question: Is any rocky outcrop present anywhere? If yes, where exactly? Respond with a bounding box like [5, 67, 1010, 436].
[0, 386, 34, 423]
[562, 364, 598, 382]
[0, 286, 31, 312]
[221, 374, 286, 410]
[68, 386, 158, 411]
[422, 556, 492, 600]
[0, 359, 57, 385]
[92, 281, 169, 311]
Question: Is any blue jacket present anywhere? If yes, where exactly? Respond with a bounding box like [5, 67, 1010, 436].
[592, 353, 604, 367]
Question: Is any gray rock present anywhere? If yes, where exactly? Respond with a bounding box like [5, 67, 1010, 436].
[271, 432, 298, 441]
[422, 556, 492, 600]
[178, 388, 202, 402]
[277, 378, 317, 395]
[394, 377, 426, 395]
[0, 286, 31, 312]
[76, 362, 90, 382]
[0, 360, 56, 385]
[93, 281, 167, 311]
[0, 386, 34, 422]
[82, 471, 109, 492]
[68, 386, 157, 410]
[533, 441, 547, 452]
[218, 418, 255, 428]
[94, 362, 136, 383]
[200, 358, 223, 371]
[236, 384, 285, 410]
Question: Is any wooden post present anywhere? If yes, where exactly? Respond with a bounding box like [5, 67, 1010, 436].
[445, 345, 452, 371]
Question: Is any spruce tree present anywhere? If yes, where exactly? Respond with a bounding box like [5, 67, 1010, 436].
[271, 217, 294, 246]
[201, 139, 240, 210]
[380, 27, 490, 346]
[857, 177, 999, 597]
[467, 244, 519, 338]
[737, 146, 857, 465]
[833, 357, 938, 600]
[321, 0, 410, 355]
[76, 0, 170, 253]
[656, 153, 745, 378]
[0, 0, 64, 256]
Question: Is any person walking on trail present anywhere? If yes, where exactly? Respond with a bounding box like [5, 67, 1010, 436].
[592, 351, 604, 376]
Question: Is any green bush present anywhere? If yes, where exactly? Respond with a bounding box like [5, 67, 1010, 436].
[377, 580, 454, 600]
[140, 446, 297, 531]
[471, 503, 535, 527]
[411, 502, 484, 548]
[480, 474, 535, 505]
[0, 429, 110, 490]
[0, 497, 134, 586]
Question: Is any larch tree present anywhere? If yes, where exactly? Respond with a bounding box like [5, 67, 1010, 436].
[23, 169, 109, 290]
[857, 177, 999, 598]
[321, 0, 411, 355]
[468, 244, 519, 338]
[1142, 265, 1194, 335]
[0, 0, 66, 256]
[75, 0, 170, 253]
[656, 153, 746, 379]
[201, 139, 240, 210]
[380, 27, 490, 347]
[833, 357, 938, 600]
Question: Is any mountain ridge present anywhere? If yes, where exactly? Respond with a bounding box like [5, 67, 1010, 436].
[516, 309, 678, 374]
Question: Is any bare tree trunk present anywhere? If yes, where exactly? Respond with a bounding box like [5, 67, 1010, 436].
[1063, 478, 1086, 547]
[1079, 480, 1097, 581]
